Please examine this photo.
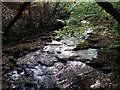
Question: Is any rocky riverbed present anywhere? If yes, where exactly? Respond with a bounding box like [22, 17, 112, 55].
[2, 27, 120, 90]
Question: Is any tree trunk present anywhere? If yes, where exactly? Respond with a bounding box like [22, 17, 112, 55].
[95, 0, 120, 25]
[51, 2, 60, 17]
[4, 2, 31, 36]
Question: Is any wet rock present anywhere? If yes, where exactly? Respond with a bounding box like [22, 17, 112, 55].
[56, 49, 97, 63]
[41, 61, 93, 89]
[17, 52, 40, 66]
[86, 28, 93, 34]
[11, 71, 20, 80]
[48, 40, 63, 45]
[65, 61, 92, 74]
[82, 28, 93, 39]
[43, 66, 59, 75]
[25, 67, 34, 76]
[37, 54, 57, 66]
[56, 51, 75, 60]
[54, 61, 93, 89]
[42, 76, 58, 89]
[33, 65, 43, 76]
[76, 49, 97, 62]
[25, 65, 43, 78]
[43, 44, 76, 54]
[4, 69, 24, 81]
[17, 51, 57, 66]
[43, 62, 65, 75]
[43, 45, 53, 52]
[61, 39, 76, 46]
[90, 80, 101, 89]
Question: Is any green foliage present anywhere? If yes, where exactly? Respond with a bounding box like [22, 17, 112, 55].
[107, 40, 120, 49]
[58, 2, 73, 13]
[111, 2, 120, 11]
[55, 2, 120, 50]
[57, 2, 112, 25]
[112, 25, 120, 35]
[56, 2, 103, 38]
[68, 3, 101, 25]
[55, 25, 87, 39]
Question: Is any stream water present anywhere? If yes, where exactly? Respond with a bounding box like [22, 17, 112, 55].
[3, 28, 120, 90]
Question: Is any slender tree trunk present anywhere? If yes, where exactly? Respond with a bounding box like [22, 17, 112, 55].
[4, 2, 31, 36]
[51, 2, 60, 17]
[95, 0, 120, 25]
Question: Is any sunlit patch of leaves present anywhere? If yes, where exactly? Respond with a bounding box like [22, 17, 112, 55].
[55, 21, 94, 39]
[55, 25, 82, 39]
[55, 2, 120, 48]
[55, 2, 109, 39]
